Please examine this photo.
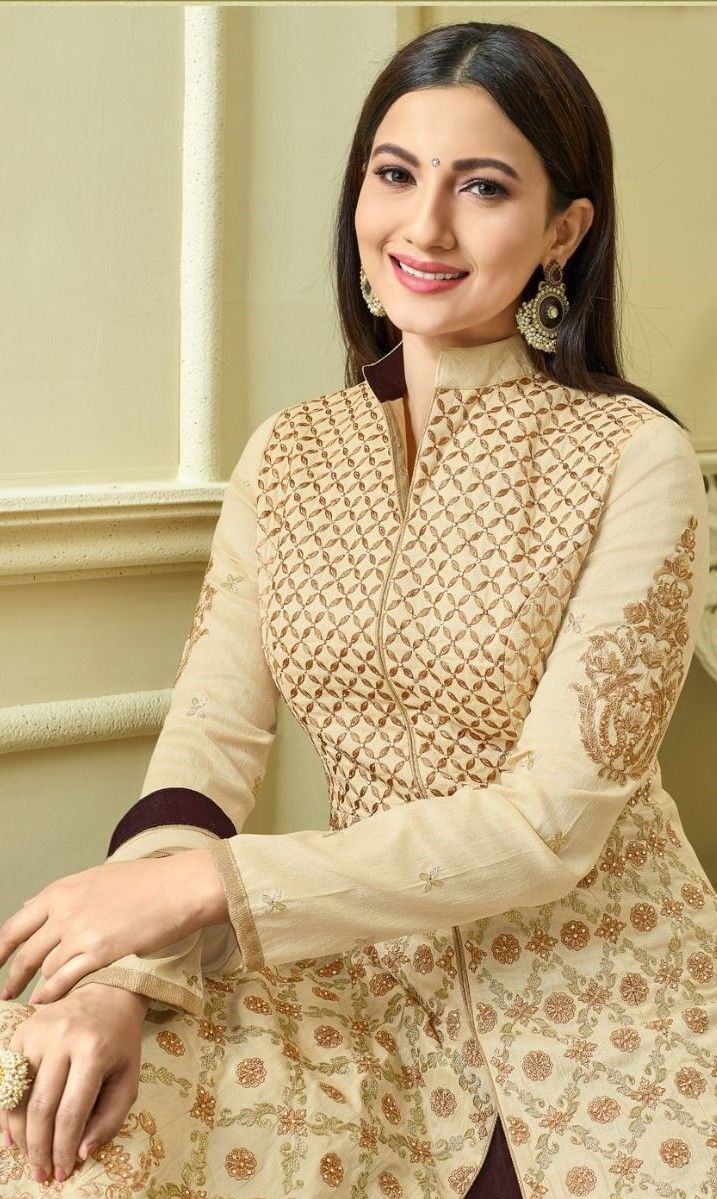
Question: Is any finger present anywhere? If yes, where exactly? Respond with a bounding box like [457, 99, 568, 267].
[29, 953, 97, 1006]
[0, 1108, 13, 1148]
[75, 1066, 139, 1165]
[6, 1040, 39, 1161]
[3, 924, 61, 1001]
[24, 1052, 71, 1184]
[0, 904, 49, 974]
[51, 1056, 104, 1182]
[36, 937, 79, 984]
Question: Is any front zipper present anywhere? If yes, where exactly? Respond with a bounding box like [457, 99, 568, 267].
[372, 383, 446, 795]
[372, 382, 529, 1199]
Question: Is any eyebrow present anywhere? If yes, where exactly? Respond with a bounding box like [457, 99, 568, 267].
[369, 142, 521, 182]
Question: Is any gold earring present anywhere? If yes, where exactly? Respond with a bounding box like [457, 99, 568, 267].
[516, 260, 569, 352]
[359, 265, 386, 318]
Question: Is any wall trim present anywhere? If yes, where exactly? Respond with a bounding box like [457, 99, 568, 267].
[0, 8, 228, 585]
[0, 689, 171, 755]
[0, 482, 224, 585]
[178, 4, 225, 484]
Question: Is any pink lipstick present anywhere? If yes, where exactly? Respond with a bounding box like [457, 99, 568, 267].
[389, 254, 469, 295]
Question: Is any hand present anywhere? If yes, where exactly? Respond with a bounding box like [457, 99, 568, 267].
[0, 982, 150, 1184]
[0, 848, 227, 1004]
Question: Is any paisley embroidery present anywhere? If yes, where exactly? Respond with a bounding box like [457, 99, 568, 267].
[174, 555, 216, 684]
[569, 516, 697, 785]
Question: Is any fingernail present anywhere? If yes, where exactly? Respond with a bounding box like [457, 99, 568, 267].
[2, 1130, 13, 1148]
[33, 1166, 47, 1182]
[54, 1166, 66, 1182]
[79, 1141, 98, 1161]
[1, 987, 11, 1000]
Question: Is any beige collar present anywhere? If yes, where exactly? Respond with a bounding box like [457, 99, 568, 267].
[361, 332, 539, 402]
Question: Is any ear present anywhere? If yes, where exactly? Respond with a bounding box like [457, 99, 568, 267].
[551, 197, 595, 262]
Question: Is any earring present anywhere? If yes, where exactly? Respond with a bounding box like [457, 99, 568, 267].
[359, 265, 386, 318]
[516, 260, 569, 352]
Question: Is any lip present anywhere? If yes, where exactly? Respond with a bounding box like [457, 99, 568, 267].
[391, 253, 468, 274]
[389, 254, 469, 294]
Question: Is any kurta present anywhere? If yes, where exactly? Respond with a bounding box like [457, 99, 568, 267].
[2, 332, 716, 1199]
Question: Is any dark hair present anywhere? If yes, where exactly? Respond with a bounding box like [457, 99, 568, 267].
[330, 21, 687, 430]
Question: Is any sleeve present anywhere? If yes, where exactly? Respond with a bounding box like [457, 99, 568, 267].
[69, 411, 282, 1015]
[204, 413, 710, 971]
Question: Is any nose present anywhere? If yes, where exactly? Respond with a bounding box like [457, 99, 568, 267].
[401, 178, 456, 249]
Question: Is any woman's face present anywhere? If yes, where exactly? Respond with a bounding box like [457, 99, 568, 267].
[354, 85, 573, 346]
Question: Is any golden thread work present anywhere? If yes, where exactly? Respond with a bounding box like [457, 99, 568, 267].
[174, 555, 217, 684]
[570, 516, 697, 785]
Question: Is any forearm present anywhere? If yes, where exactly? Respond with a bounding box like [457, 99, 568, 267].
[175, 846, 231, 930]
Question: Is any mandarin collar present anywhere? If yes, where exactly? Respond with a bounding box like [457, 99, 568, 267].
[361, 332, 538, 402]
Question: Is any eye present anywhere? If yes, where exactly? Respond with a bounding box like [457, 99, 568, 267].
[372, 165, 507, 199]
[467, 178, 507, 199]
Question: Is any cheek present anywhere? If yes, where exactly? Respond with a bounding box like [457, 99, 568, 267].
[471, 220, 539, 290]
[355, 188, 390, 243]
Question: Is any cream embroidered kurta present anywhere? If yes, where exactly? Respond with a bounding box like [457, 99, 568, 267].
[2, 332, 716, 1198]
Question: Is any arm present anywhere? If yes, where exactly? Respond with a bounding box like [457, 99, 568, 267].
[70, 412, 281, 1015]
[202, 414, 710, 970]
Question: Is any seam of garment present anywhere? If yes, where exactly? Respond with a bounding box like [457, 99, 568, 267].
[495, 411, 663, 694]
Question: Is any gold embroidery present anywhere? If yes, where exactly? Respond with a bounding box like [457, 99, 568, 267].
[569, 516, 697, 785]
[258, 886, 287, 914]
[174, 554, 217, 684]
[419, 866, 445, 891]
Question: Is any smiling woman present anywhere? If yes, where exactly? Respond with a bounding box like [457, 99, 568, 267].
[1, 15, 714, 1199]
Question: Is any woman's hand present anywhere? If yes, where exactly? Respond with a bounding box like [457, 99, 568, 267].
[0, 848, 227, 1004]
[0, 982, 150, 1184]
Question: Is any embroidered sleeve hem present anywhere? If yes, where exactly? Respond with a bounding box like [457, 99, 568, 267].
[209, 838, 264, 971]
[70, 965, 203, 1017]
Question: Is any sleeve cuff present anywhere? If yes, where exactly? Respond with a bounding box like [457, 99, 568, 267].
[208, 839, 264, 972]
[71, 962, 204, 1017]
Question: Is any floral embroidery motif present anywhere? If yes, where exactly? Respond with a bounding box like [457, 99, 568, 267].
[569, 516, 697, 784]
[545, 830, 569, 854]
[223, 571, 244, 594]
[564, 607, 584, 633]
[419, 866, 445, 892]
[174, 554, 216, 683]
[258, 886, 287, 914]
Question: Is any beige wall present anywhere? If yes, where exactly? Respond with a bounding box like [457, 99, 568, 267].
[1, 5, 715, 1005]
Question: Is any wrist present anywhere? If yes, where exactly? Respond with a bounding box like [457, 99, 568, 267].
[75, 981, 151, 1015]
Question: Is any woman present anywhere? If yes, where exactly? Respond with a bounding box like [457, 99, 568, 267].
[1, 19, 715, 1197]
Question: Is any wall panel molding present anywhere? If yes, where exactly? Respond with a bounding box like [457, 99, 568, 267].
[0, 689, 171, 755]
[0, 482, 224, 585]
[179, 4, 225, 484]
[0, 7, 228, 585]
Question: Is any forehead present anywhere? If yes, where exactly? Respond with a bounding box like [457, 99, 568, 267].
[372, 86, 533, 166]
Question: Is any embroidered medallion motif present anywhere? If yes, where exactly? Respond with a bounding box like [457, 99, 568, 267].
[570, 515, 697, 784]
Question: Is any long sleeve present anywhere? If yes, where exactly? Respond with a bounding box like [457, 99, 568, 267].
[70, 412, 281, 1015]
[206, 414, 710, 971]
